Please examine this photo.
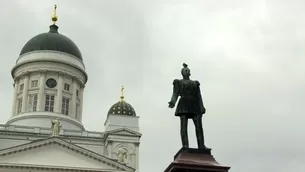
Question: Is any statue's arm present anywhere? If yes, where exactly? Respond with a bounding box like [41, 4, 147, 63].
[169, 79, 180, 107]
[196, 81, 206, 114]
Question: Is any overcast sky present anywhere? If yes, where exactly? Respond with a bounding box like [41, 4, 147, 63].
[0, 0, 304, 171]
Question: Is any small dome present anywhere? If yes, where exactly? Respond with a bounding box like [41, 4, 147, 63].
[19, 25, 83, 60]
[108, 100, 136, 116]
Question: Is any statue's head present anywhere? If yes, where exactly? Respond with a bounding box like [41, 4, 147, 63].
[181, 63, 191, 78]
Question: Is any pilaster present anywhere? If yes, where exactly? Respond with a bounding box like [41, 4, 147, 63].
[107, 140, 113, 159]
[79, 86, 84, 121]
[11, 79, 19, 116]
[37, 69, 47, 111]
[135, 143, 140, 171]
[55, 71, 64, 113]
[21, 72, 30, 113]
[71, 76, 77, 118]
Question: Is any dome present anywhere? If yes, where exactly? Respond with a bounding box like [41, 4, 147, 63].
[19, 25, 83, 60]
[108, 100, 136, 116]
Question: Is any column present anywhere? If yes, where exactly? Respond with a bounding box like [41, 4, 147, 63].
[55, 72, 64, 113]
[79, 86, 84, 121]
[11, 78, 19, 116]
[107, 141, 113, 159]
[21, 72, 30, 113]
[37, 70, 46, 111]
[71, 76, 77, 118]
[135, 143, 140, 171]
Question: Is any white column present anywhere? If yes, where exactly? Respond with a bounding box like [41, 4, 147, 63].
[71, 77, 77, 118]
[37, 70, 46, 111]
[135, 144, 139, 171]
[21, 72, 30, 113]
[11, 78, 19, 116]
[79, 86, 84, 122]
[107, 141, 113, 159]
[55, 72, 64, 113]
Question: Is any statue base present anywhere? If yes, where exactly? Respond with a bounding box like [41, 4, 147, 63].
[164, 147, 231, 172]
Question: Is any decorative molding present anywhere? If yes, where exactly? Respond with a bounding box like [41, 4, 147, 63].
[57, 71, 65, 77]
[114, 143, 132, 153]
[18, 50, 85, 65]
[72, 76, 78, 82]
[38, 69, 47, 75]
[14, 75, 21, 81]
[12, 59, 88, 84]
[103, 128, 142, 140]
[0, 130, 104, 143]
[5, 113, 85, 131]
[0, 163, 120, 172]
[23, 71, 30, 77]
[0, 125, 105, 142]
[17, 71, 31, 79]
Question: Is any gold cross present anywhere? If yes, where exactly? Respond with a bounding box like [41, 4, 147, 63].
[120, 86, 124, 102]
[51, 4, 58, 24]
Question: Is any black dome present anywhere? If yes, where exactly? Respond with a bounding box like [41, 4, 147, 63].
[108, 100, 136, 116]
[19, 25, 83, 60]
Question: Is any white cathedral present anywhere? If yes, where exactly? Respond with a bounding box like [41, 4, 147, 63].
[0, 6, 141, 172]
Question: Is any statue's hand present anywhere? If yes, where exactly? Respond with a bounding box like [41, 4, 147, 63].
[168, 101, 175, 108]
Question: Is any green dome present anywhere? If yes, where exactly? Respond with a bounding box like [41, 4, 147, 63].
[19, 25, 83, 60]
[108, 100, 136, 116]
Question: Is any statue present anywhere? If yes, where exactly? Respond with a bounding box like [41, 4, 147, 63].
[168, 63, 208, 150]
[117, 147, 128, 163]
[51, 118, 61, 137]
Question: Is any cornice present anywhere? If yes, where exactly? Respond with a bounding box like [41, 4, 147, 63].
[11, 58, 88, 85]
[0, 130, 104, 142]
[39, 69, 47, 76]
[102, 128, 142, 141]
[0, 163, 121, 172]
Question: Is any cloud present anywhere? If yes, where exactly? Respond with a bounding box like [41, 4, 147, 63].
[0, 0, 304, 172]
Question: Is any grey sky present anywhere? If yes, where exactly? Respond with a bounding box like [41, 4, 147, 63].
[0, 0, 304, 171]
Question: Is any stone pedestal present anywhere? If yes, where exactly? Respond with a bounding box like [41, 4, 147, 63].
[164, 148, 230, 172]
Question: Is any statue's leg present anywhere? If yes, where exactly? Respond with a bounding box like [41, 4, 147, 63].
[180, 115, 189, 148]
[192, 114, 205, 149]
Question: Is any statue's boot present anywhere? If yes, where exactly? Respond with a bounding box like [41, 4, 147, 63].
[180, 115, 189, 148]
[181, 129, 189, 148]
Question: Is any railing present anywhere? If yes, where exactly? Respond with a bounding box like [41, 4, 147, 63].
[0, 124, 104, 138]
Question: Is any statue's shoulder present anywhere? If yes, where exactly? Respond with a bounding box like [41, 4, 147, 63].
[194, 80, 200, 86]
[173, 79, 180, 85]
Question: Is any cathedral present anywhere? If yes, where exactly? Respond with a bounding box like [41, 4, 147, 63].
[0, 5, 141, 172]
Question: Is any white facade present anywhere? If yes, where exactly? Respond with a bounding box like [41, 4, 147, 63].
[0, 23, 141, 171]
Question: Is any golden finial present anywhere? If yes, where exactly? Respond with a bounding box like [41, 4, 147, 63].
[120, 86, 124, 102]
[51, 4, 58, 24]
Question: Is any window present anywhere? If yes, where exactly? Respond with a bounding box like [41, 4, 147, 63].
[28, 94, 38, 112]
[64, 83, 70, 91]
[61, 97, 70, 115]
[45, 94, 55, 112]
[19, 83, 24, 91]
[17, 98, 22, 114]
[31, 80, 38, 88]
[76, 89, 79, 97]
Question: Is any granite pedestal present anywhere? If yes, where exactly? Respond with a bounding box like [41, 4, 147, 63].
[164, 148, 230, 172]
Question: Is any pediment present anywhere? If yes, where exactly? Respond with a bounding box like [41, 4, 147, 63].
[0, 137, 133, 171]
[105, 128, 142, 137]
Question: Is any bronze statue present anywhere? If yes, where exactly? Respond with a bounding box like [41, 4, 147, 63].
[168, 63, 208, 150]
